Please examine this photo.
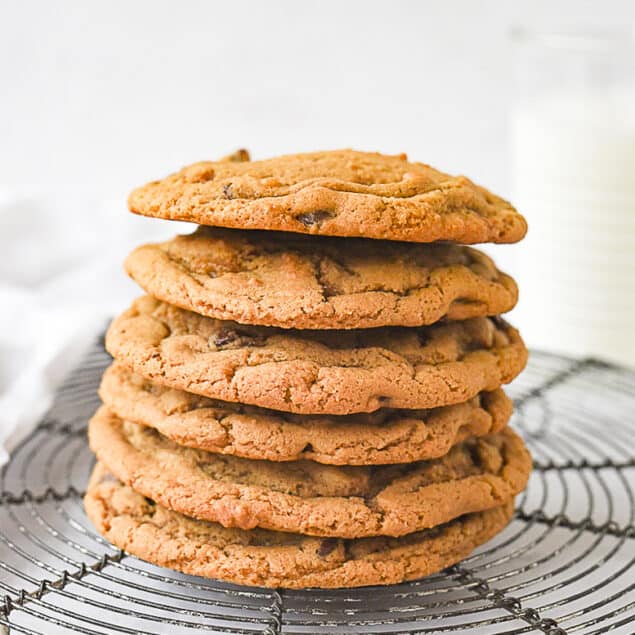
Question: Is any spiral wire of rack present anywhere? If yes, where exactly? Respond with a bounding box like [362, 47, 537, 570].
[0, 338, 633, 634]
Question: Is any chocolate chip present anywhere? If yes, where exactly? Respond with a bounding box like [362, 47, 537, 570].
[215, 329, 239, 347]
[317, 538, 338, 557]
[417, 331, 430, 347]
[214, 328, 266, 349]
[491, 315, 510, 330]
[295, 211, 334, 227]
[223, 183, 234, 199]
[467, 442, 484, 468]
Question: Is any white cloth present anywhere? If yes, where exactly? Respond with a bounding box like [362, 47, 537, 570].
[0, 188, 188, 466]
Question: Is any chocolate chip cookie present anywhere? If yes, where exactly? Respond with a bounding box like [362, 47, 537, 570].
[100, 362, 512, 465]
[85, 463, 515, 589]
[89, 406, 531, 538]
[105, 296, 527, 414]
[128, 150, 526, 244]
[125, 226, 518, 329]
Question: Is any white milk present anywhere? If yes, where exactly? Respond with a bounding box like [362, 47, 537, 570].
[511, 91, 635, 367]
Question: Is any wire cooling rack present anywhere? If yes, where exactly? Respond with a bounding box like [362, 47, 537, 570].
[0, 340, 633, 635]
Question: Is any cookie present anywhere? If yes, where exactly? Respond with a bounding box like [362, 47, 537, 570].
[124, 226, 518, 330]
[219, 148, 250, 163]
[105, 296, 527, 414]
[85, 463, 514, 589]
[128, 150, 527, 244]
[100, 362, 513, 465]
[88, 407, 531, 538]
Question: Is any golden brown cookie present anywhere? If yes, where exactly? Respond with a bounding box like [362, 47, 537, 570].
[88, 407, 531, 538]
[100, 362, 513, 465]
[125, 226, 518, 330]
[128, 150, 526, 244]
[105, 296, 527, 415]
[85, 463, 515, 589]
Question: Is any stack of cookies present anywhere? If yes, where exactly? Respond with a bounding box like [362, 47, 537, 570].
[85, 150, 532, 589]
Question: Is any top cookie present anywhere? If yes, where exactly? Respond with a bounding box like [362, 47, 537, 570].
[125, 226, 518, 329]
[128, 150, 527, 244]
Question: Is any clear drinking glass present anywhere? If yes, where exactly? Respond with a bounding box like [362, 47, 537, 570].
[510, 28, 635, 367]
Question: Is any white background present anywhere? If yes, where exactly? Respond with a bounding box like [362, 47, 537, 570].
[1, 0, 633, 197]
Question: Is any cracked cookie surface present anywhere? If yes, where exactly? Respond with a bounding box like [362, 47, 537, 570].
[100, 363, 513, 465]
[105, 296, 527, 414]
[85, 463, 514, 588]
[125, 226, 518, 329]
[128, 150, 526, 244]
[89, 407, 531, 538]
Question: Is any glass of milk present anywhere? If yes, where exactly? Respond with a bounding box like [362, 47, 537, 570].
[511, 29, 635, 367]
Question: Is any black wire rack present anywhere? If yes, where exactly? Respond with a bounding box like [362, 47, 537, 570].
[0, 340, 633, 635]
